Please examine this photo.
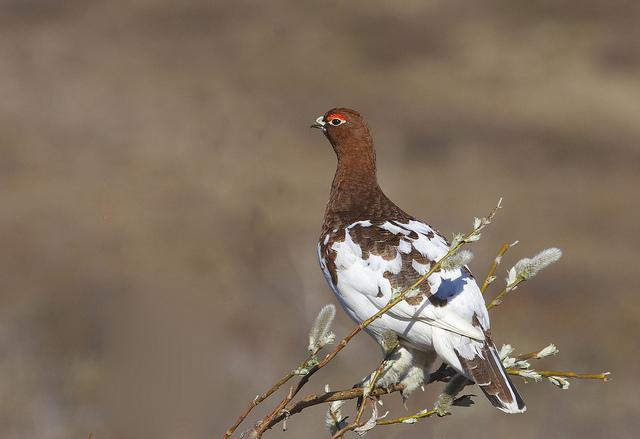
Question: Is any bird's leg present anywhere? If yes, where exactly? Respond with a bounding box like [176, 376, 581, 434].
[435, 373, 472, 416]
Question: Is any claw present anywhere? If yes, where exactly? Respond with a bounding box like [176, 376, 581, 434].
[352, 377, 367, 411]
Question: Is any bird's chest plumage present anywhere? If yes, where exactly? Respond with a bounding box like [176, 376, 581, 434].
[317, 218, 486, 345]
[318, 219, 489, 348]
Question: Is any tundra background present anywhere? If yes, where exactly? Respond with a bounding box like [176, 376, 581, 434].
[0, 1, 638, 438]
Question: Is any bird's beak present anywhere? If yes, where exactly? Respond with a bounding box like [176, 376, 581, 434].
[310, 116, 325, 129]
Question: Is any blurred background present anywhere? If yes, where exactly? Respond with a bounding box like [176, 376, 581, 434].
[1, 0, 639, 438]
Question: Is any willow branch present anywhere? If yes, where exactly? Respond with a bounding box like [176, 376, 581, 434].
[224, 198, 612, 439]
[243, 201, 502, 438]
[330, 398, 371, 439]
[487, 277, 524, 310]
[249, 230, 481, 435]
[222, 353, 315, 439]
[480, 242, 513, 294]
[376, 392, 476, 427]
[515, 351, 543, 361]
[357, 353, 390, 418]
[331, 355, 391, 438]
[259, 363, 609, 434]
[508, 368, 611, 381]
[377, 368, 611, 429]
[266, 385, 404, 433]
[262, 366, 455, 433]
[488, 247, 563, 310]
[222, 372, 293, 438]
[376, 408, 438, 426]
[241, 201, 502, 437]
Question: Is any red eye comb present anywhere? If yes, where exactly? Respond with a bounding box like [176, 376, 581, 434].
[326, 113, 346, 121]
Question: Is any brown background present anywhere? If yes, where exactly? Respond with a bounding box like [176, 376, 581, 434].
[1, 1, 639, 438]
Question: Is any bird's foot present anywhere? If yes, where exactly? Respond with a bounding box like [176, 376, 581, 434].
[434, 393, 454, 417]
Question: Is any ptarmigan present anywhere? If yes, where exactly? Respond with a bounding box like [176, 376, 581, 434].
[312, 108, 525, 413]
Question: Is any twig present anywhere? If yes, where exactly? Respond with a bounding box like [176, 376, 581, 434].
[223, 198, 611, 438]
[262, 365, 455, 432]
[487, 277, 524, 310]
[258, 363, 610, 434]
[330, 356, 390, 438]
[241, 201, 502, 438]
[376, 408, 438, 426]
[376, 393, 476, 427]
[372, 367, 611, 428]
[223, 372, 294, 438]
[515, 351, 542, 361]
[265, 385, 404, 432]
[508, 369, 610, 381]
[261, 367, 608, 435]
[222, 353, 315, 439]
[480, 242, 513, 294]
[355, 354, 389, 423]
[488, 247, 562, 310]
[330, 398, 370, 439]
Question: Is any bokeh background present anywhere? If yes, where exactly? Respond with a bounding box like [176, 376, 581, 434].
[1, 1, 639, 438]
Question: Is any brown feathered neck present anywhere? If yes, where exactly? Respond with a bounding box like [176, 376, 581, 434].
[322, 112, 409, 232]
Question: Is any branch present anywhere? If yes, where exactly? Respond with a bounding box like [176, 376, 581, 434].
[223, 352, 318, 439]
[222, 371, 296, 439]
[226, 201, 612, 438]
[257, 362, 609, 434]
[330, 353, 393, 438]
[262, 365, 456, 433]
[376, 408, 438, 426]
[488, 247, 562, 309]
[230, 200, 502, 438]
[480, 242, 515, 294]
[376, 393, 476, 427]
[265, 385, 403, 433]
[487, 278, 524, 310]
[508, 368, 611, 381]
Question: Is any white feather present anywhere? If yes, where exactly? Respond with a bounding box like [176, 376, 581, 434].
[319, 220, 492, 377]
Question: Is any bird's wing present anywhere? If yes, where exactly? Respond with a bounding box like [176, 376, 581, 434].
[320, 219, 489, 341]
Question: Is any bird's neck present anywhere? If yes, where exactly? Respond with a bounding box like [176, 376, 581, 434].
[332, 152, 377, 194]
[324, 148, 386, 229]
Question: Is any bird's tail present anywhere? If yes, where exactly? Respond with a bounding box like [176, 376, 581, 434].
[457, 341, 526, 414]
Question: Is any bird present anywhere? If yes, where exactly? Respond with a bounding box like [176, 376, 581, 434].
[311, 107, 525, 414]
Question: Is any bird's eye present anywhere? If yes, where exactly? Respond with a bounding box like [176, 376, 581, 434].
[330, 118, 345, 126]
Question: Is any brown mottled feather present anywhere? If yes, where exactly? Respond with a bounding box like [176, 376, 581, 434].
[455, 316, 525, 410]
[318, 108, 445, 306]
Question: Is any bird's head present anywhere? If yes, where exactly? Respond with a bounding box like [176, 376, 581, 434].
[311, 108, 373, 159]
